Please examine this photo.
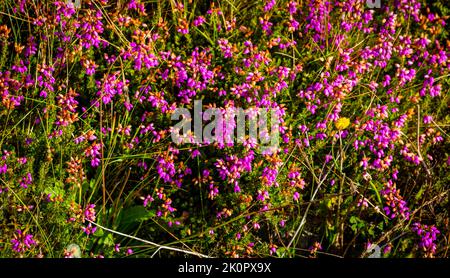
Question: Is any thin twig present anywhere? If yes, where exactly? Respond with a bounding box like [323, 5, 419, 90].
[87, 220, 211, 258]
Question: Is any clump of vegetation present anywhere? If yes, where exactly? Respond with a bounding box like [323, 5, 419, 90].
[0, 0, 448, 258]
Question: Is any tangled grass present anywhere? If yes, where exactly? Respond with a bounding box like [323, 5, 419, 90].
[0, 0, 449, 258]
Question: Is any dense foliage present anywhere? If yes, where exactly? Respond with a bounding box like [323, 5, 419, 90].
[0, 0, 449, 258]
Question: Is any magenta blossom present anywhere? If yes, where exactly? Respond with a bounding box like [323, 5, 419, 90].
[11, 230, 37, 253]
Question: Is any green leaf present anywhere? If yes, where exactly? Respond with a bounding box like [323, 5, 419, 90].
[120, 206, 154, 226]
[369, 181, 383, 204]
[275, 247, 287, 257]
[44, 186, 65, 198]
[94, 228, 104, 237]
[415, 186, 425, 200]
[98, 233, 115, 247]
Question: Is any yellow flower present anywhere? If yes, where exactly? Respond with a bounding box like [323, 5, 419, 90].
[335, 117, 350, 130]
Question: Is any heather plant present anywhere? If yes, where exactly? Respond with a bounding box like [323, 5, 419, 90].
[0, 0, 448, 258]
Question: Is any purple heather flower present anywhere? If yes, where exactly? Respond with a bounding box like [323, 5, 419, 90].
[0, 163, 7, 174]
[191, 149, 201, 158]
[288, 1, 297, 14]
[143, 195, 154, 207]
[423, 115, 433, 124]
[269, 245, 277, 255]
[81, 223, 97, 235]
[264, 0, 276, 12]
[259, 18, 273, 36]
[357, 197, 369, 208]
[383, 245, 392, 254]
[381, 180, 410, 220]
[83, 204, 96, 222]
[11, 60, 27, 73]
[128, 0, 146, 13]
[412, 223, 440, 257]
[156, 156, 176, 184]
[11, 230, 37, 253]
[193, 16, 206, 27]
[85, 142, 102, 168]
[17, 157, 27, 165]
[37, 64, 55, 98]
[19, 173, 33, 189]
[114, 244, 120, 253]
[24, 36, 37, 57]
[218, 39, 233, 58]
[76, 8, 104, 49]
